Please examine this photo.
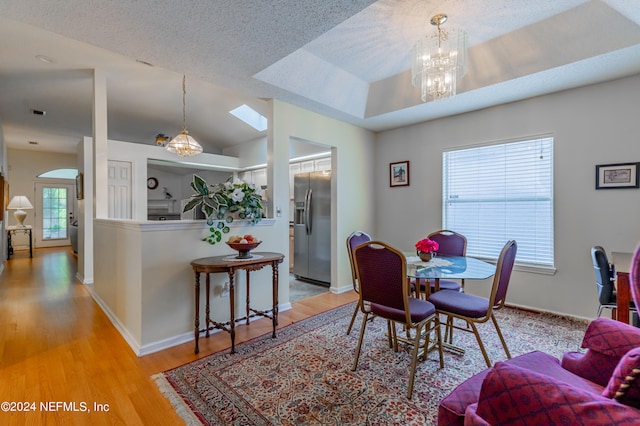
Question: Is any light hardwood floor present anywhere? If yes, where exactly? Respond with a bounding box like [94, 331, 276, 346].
[0, 247, 357, 425]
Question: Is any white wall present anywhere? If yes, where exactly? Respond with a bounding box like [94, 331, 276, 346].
[375, 74, 640, 320]
[6, 148, 77, 249]
[90, 103, 376, 354]
[77, 138, 93, 284]
[0, 117, 6, 265]
[272, 100, 376, 292]
[223, 136, 267, 168]
[92, 218, 280, 354]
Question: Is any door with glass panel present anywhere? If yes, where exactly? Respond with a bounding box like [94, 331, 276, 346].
[35, 182, 74, 248]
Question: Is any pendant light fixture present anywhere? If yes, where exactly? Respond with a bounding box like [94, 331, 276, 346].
[411, 14, 468, 102]
[165, 75, 203, 157]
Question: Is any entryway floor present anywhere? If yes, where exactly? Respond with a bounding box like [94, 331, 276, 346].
[289, 274, 329, 302]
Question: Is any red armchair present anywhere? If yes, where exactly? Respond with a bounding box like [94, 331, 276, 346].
[438, 317, 640, 425]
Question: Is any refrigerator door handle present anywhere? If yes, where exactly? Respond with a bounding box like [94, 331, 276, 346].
[303, 189, 309, 234]
[305, 189, 312, 235]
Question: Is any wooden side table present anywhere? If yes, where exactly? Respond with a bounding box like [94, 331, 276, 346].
[190, 252, 284, 354]
[612, 252, 633, 324]
[7, 225, 33, 259]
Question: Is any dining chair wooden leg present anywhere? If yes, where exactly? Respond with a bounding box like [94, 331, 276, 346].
[407, 322, 425, 399]
[468, 321, 492, 368]
[346, 301, 360, 335]
[434, 316, 444, 368]
[352, 312, 370, 371]
[391, 321, 400, 352]
[490, 313, 511, 359]
[445, 316, 454, 343]
[421, 316, 444, 366]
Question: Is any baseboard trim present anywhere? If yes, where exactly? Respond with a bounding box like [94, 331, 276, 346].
[504, 302, 590, 324]
[86, 284, 295, 357]
[139, 330, 213, 356]
[85, 285, 143, 356]
[330, 284, 354, 295]
[76, 272, 93, 285]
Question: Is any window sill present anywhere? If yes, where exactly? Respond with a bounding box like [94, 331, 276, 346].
[475, 256, 556, 276]
[514, 263, 556, 276]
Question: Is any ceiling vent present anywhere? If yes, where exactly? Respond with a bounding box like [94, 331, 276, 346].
[31, 109, 46, 116]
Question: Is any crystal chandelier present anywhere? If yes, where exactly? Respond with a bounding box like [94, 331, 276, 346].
[165, 75, 203, 157]
[411, 14, 468, 102]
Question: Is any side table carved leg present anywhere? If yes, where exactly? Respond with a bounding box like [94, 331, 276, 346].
[228, 270, 236, 354]
[194, 271, 200, 354]
[205, 273, 211, 337]
[245, 269, 251, 325]
[7, 231, 12, 260]
[272, 260, 279, 336]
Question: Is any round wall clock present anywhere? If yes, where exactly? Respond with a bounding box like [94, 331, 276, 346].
[147, 177, 158, 190]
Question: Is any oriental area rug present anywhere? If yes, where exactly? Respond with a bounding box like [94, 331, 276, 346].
[153, 302, 587, 425]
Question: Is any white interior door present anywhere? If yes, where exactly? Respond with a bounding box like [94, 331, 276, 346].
[34, 182, 74, 248]
[108, 160, 132, 219]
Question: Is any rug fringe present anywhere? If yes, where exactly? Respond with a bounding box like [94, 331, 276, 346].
[152, 373, 203, 426]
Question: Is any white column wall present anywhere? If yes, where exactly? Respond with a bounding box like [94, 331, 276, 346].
[271, 100, 376, 293]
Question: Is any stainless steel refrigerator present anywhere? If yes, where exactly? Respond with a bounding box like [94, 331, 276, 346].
[293, 171, 331, 285]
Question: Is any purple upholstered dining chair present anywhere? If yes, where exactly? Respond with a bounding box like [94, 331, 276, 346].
[429, 240, 517, 368]
[352, 241, 444, 399]
[631, 244, 640, 315]
[426, 230, 467, 343]
[345, 231, 372, 335]
[427, 230, 467, 292]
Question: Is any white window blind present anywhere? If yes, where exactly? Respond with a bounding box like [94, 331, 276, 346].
[443, 137, 554, 268]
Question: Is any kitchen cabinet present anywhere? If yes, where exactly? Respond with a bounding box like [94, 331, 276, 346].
[314, 157, 331, 171]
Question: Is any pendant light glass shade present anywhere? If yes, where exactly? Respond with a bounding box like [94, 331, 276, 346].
[166, 130, 203, 157]
[166, 75, 203, 157]
[411, 14, 468, 102]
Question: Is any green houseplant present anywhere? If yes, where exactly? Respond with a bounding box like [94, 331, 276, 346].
[182, 175, 264, 245]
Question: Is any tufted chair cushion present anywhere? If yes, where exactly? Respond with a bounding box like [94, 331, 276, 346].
[602, 346, 640, 409]
[470, 362, 639, 425]
[562, 317, 640, 387]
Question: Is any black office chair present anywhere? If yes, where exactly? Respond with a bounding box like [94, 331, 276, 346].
[591, 246, 636, 319]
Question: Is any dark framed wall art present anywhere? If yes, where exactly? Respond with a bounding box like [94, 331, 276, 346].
[595, 162, 639, 189]
[390, 161, 410, 187]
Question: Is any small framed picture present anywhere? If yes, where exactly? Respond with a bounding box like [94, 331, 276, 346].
[595, 162, 639, 189]
[390, 161, 410, 187]
[76, 172, 84, 199]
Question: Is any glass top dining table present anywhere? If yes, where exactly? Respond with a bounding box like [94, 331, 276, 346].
[406, 255, 496, 298]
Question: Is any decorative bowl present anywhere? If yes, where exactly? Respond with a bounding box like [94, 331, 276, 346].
[226, 241, 261, 259]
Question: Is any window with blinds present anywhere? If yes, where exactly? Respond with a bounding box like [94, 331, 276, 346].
[442, 136, 554, 269]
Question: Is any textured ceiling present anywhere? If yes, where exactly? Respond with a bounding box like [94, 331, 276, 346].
[1, 0, 640, 154]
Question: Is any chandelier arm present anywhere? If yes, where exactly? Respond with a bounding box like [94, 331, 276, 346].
[182, 75, 187, 132]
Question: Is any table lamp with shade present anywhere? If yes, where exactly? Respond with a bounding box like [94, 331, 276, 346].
[7, 195, 33, 227]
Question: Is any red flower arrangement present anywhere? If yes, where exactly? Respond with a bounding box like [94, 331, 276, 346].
[415, 237, 439, 253]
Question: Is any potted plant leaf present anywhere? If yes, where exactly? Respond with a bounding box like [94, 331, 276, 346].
[183, 174, 264, 244]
